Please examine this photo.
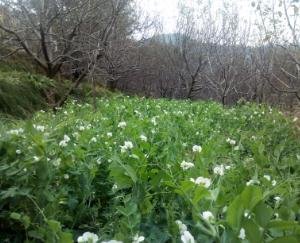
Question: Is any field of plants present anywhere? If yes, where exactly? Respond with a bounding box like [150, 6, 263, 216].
[0, 95, 299, 243]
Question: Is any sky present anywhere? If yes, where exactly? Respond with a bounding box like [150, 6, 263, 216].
[136, 0, 256, 33]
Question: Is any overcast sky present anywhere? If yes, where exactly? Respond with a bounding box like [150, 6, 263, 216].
[136, 0, 256, 33]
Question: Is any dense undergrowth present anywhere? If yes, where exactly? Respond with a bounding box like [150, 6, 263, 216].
[0, 65, 112, 119]
[0, 96, 299, 243]
[0, 70, 57, 118]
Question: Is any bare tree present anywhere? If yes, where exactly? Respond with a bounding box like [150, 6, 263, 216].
[255, 0, 300, 105]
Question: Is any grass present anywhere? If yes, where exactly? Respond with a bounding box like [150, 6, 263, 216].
[0, 95, 299, 243]
[0, 70, 53, 118]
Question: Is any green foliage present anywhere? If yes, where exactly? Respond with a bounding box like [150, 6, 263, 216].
[0, 96, 299, 242]
[0, 70, 69, 118]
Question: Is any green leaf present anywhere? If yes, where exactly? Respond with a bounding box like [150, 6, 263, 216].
[269, 236, 299, 243]
[267, 220, 300, 232]
[0, 187, 31, 199]
[47, 219, 61, 233]
[22, 215, 31, 229]
[220, 228, 240, 243]
[109, 163, 133, 189]
[227, 186, 263, 230]
[243, 218, 262, 243]
[241, 186, 263, 210]
[253, 201, 273, 227]
[59, 232, 73, 243]
[10, 212, 21, 220]
[192, 186, 210, 205]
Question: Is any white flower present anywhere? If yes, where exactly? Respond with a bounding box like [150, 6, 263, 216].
[132, 234, 145, 243]
[244, 210, 250, 218]
[180, 161, 194, 170]
[192, 145, 202, 153]
[238, 228, 246, 240]
[246, 179, 260, 186]
[140, 135, 147, 142]
[64, 135, 70, 142]
[213, 165, 225, 176]
[125, 141, 133, 148]
[118, 121, 127, 129]
[151, 117, 157, 126]
[16, 150, 21, 154]
[202, 211, 214, 221]
[8, 128, 24, 135]
[176, 220, 187, 234]
[33, 156, 39, 162]
[112, 184, 118, 190]
[64, 174, 69, 179]
[120, 141, 134, 153]
[53, 158, 61, 167]
[272, 180, 277, 186]
[101, 241, 123, 243]
[274, 196, 281, 202]
[293, 117, 298, 122]
[77, 232, 99, 243]
[90, 137, 97, 143]
[222, 206, 228, 213]
[79, 126, 85, 131]
[130, 154, 140, 160]
[263, 175, 271, 181]
[33, 125, 45, 132]
[107, 132, 113, 137]
[59, 135, 71, 147]
[226, 138, 236, 145]
[190, 177, 211, 188]
[59, 140, 68, 147]
[73, 132, 80, 138]
[234, 146, 240, 151]
[181, 230, 195, 243]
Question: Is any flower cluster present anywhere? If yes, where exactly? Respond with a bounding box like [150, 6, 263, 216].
[33, 124, 45, 132]
[190, 177, 211, 188]
[213, 164, 231, 176]
[246, 179, 260, 186]
[132, 234, 145, 243]
[120, 141, 134, 153]
[59, 134, 71, 147]
[226, 138, 236, 145]
[140, 135, 147, 142]
[118, 121, 127, 129]
[180, 161, 195, 170]
[238, 228, 246, 240]
[192, 145, 202, 153]
[8, 128, 24, 135]
[263, 174, 277, 186]
[175, 220, 195, 243]
[77, 232, 99, 243]
[201, 211, 214, 221]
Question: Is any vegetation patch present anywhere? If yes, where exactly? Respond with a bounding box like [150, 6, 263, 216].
[0, 96, 299, 242]
[0, 70, 72, 118]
